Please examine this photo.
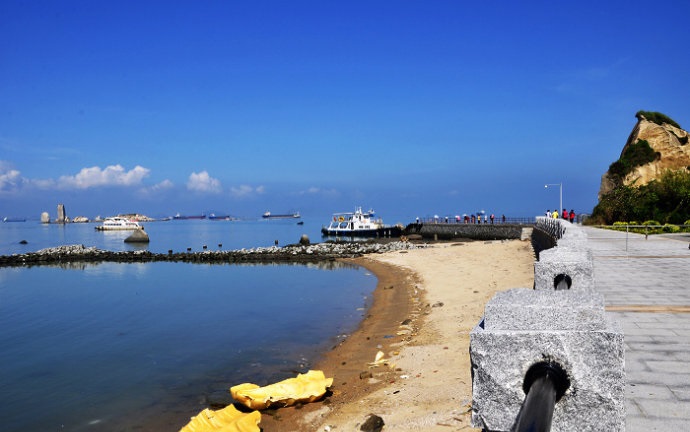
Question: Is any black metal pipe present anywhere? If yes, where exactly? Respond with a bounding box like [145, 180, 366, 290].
[514, 362, 570, 432]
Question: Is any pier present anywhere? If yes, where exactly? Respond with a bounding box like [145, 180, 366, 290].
[404, 221, 533, 241]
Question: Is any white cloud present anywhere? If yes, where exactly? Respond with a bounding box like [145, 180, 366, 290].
[152, 179, 174, 190]
[137, 179, 174, 196]
[187, 171, 222, 193]
[0, 164, 23, 192]
[230, 184, 265, 198]
[298, 186, 339, 196]
[57, 164, 150, 189]
[30, 178, 56, 189]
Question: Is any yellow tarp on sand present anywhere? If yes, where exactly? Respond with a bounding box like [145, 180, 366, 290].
[180, 404, 261, 432]
[231, 369, 334, 410]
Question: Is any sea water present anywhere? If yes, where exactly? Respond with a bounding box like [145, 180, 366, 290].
[0, 219, 376, 431]
[0, 217, 331, 255]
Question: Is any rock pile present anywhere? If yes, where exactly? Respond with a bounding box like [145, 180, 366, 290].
[0, 241, 424, 267]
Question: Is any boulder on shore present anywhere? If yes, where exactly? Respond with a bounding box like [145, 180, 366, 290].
[124, 229, 150, 243]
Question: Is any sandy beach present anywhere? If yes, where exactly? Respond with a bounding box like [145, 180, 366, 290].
[258, 238, 535, 431]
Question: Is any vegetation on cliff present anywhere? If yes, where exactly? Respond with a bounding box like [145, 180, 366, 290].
[607, 139, 658, 182]
[589, 169, 690, 225]
[636, 110, 682, 129]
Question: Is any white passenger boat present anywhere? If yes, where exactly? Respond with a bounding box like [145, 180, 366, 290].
[321, 207, 402, 237]
[95, 217, 142, 231]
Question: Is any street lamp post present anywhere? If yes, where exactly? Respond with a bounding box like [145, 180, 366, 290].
[545, 183, 563, 216]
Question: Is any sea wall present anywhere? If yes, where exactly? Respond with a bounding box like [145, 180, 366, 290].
[530, 217, 565, 259]
[470, 219, 625, 431]
[405, 223, 529, 241]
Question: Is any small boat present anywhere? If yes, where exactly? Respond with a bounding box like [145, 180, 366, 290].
[321, 207, 402, 237]
[262, 211, 301, 219]
[95, 217, 142, 231]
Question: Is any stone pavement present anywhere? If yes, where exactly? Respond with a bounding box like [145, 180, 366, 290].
[582, 226, 690, 431]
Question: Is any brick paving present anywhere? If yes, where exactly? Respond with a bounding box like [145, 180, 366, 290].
[583, 227, 690, 431]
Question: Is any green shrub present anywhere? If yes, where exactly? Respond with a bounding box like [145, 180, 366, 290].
[638, 220, 662, 234]
[636, 110, 682, 129]
[683, 220, 690, 232]
[612, 221, 628, 231]
[662, 224, 680, 233]
[608, 139, 657, 181]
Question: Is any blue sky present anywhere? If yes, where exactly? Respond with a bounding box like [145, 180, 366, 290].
[2, 1, 689, 222]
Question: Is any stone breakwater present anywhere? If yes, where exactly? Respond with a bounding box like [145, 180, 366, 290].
[0, 242, 424, 267]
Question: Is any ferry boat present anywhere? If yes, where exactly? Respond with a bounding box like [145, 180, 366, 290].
[262, 211, 301, 219]
[95, 217, 142, 231]
[321, 207, 403, 237]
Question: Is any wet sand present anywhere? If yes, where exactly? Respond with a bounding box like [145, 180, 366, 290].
[259, 239, 535, 431]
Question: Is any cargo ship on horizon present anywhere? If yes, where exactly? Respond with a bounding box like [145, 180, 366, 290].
[262, 211, 301, 219]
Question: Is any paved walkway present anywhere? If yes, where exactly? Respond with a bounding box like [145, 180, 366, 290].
[583, 226, 690, 431]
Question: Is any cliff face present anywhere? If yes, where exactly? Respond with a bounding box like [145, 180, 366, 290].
[598, 115, 690, 200]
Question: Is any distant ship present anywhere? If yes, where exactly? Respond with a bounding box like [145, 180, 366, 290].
[262, 211, 301, 219]
[208, 213, 236, 221]
[173, 213, 207, 220]
[3, 217, 26, 222]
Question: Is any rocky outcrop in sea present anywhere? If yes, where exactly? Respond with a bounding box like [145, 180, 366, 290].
[0, 241, 424, 267]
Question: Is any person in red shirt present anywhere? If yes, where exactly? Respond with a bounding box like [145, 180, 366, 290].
[569, 209, 576, 223]
[562, 209, 568, 220]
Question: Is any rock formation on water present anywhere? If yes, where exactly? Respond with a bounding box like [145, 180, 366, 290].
[124, 228, 150, 243]
[56, 203, 67, 224]
[598, 112, 690, 200]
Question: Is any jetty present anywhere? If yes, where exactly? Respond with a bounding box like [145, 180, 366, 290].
[0, 241, 423, 267]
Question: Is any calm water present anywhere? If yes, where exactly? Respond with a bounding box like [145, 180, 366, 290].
[0, 220, 376, 431]
[0, 217, 329, 255]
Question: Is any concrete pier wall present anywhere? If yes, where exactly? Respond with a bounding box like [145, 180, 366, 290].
[405, 223, 529, 241]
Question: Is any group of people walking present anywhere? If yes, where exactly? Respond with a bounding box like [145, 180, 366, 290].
[546, 208, 576, 223]
[417, 213, 507, 225]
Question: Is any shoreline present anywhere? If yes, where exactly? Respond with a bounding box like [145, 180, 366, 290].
[258, 239, 536, 431]
[257, 255, 420, 431]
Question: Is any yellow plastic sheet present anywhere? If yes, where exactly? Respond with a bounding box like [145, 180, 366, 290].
[180, 404, 261, 432]
[230, 370, 334, 410]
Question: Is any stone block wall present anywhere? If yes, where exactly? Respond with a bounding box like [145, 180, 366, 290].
[407, 223, 525, 241]
[470, 220, 625, 431]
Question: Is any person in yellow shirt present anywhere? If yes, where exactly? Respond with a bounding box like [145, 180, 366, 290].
[552, 210, 559, 219]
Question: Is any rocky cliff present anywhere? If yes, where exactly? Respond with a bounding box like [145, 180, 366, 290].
[598, 113, 690, 200]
